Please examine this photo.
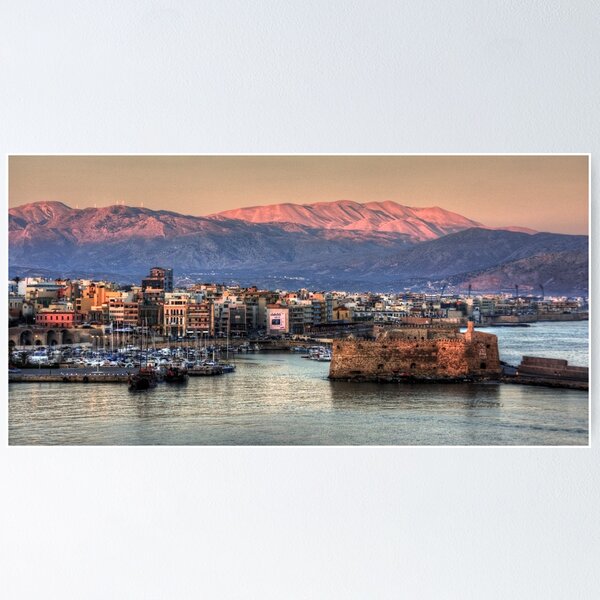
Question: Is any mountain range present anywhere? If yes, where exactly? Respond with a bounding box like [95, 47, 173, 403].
[8, 200, 588, 295]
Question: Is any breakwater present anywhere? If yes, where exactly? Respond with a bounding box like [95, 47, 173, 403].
[502, 356, 588, 391]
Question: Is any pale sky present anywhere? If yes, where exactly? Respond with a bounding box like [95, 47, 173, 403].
[8, 155, 589, 234]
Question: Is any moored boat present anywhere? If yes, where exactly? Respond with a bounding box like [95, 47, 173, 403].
[164, 365, 189, 383]
[128, 367, 158, 391]
[308, 346, 332, 361]
[188, 363, 224, 376]
[219, 362, 236, 373]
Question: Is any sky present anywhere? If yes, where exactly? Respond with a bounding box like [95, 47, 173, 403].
[8, 155, 589, 234]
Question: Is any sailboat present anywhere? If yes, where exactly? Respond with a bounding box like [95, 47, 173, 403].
[128, 319, 158, 391]
[219, 321, 236, 373]
[164, 334, 188, 383]
[188, 328, 224, 376]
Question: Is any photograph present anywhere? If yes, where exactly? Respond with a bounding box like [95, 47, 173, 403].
[3, 3, 600, 598]
[8, 154, 589, 446]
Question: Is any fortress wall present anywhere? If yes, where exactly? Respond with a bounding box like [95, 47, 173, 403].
[465, 331, 502, 378]
[329, 329, 501, 381]
[330, 339, 443, 380]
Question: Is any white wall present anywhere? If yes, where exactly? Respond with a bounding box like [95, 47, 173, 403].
[1, 2, 598, 599]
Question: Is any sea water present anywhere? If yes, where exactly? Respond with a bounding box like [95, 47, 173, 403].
[8, 321, 589, 446]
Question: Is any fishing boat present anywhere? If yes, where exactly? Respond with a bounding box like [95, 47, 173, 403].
[128, 366, 158, 391]
[188, 362, 224, 376]
[164, 365, 188, 383]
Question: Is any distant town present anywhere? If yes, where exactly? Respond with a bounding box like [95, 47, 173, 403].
[8, 266, 588, 348]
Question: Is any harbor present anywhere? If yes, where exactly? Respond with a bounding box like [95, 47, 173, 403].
[8, 341, 334, 384]
[8, 321, 589, 446]
[9, 321, 587, 391]
[8, 352, 588, 447]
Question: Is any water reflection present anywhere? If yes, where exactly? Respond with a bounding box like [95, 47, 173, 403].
[327, 381, 502, 410]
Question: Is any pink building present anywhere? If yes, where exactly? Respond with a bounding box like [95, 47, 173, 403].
[36, 311, 83, 328]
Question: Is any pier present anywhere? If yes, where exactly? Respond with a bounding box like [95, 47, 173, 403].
[9, 366, 132, 383]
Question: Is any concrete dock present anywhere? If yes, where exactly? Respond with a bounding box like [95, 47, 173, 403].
[9, 366, 132, 383]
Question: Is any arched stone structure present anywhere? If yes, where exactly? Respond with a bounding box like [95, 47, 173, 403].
[9, 326, 105, 348]
[19, 330, 33, 345]
[47, 330, 61, 346]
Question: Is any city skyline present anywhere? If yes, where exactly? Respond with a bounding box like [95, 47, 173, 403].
[9, 155, 589, 235]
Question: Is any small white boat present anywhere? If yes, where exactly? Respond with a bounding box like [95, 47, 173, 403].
[315, 350, 332, 362]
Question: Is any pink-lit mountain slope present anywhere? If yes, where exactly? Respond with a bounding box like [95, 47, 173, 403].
[9, 201, 230, 244]
[210, 199, 535, 240]
[9, 201, 585, 294]
[9, 201, 411, 245]
[10, 200, 535, 247]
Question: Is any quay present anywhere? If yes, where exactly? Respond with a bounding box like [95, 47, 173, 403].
[9, 366, 133, 383]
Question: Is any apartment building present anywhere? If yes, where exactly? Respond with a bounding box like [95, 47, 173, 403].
[36, 309, 83, 328]
[163, 292, 190, 337]
[108, 298, 140, 328]
[142, 267, 174, 294]
[187, 302, 214, 337]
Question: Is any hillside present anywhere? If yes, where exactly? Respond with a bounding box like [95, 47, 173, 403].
[211, 199, 532, 240]
[8, 201, 587, 294]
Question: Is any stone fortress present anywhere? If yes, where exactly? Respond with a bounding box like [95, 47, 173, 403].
[329, 321, 501, 382]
